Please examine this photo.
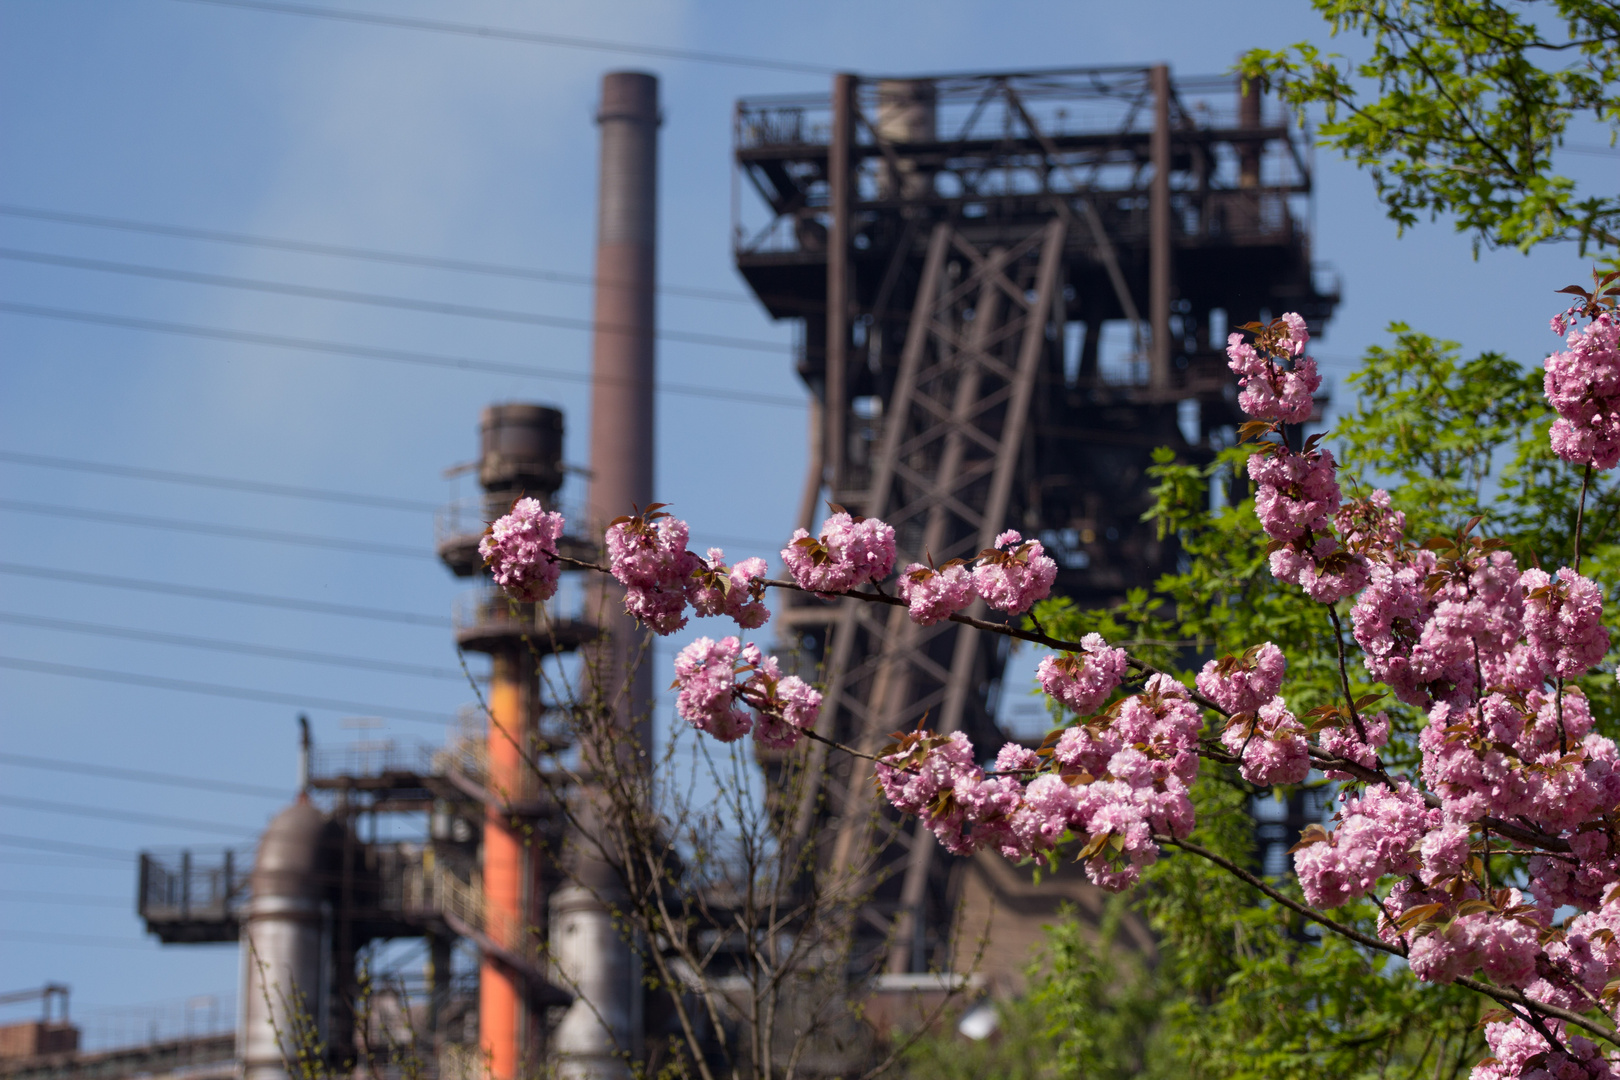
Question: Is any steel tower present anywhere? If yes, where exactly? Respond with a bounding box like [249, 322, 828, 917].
[732, 65, 1338, 974]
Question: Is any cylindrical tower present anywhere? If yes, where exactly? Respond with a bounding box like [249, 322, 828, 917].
[584, 70, 659, 746]
[238, 800, 335, 1080]
[439, 402, 573, 1080]
[555, 69, 660, 1080]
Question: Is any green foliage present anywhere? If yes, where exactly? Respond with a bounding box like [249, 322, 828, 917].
[1336, 326, 1542, 536]
[994, 321, 1620, 1077]
[897, 898, 1168, 1080]
[1243, 0, 1620, 254]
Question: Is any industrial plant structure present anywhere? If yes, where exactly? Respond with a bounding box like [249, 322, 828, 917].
[732, 64, 1337, 976]
[21, 60, 1342, 1080]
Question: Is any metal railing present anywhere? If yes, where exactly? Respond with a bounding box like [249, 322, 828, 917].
[138, 848, 250, 925]
[308, 740, 439, 782]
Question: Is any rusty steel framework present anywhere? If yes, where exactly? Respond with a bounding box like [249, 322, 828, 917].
[733, 65, 1339, 975]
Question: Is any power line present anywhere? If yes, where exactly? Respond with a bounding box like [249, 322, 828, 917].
[0, 561, 451, 627]
[0, 203, 755, 304]
[0, 447, 439, 512]
[0, 891, 131, 908]
[0, 247, 794, 356]
[0, 611, 470, 682]
[0, 750, 288, 799]
[168, 0, 839, 76]
[0, 447, 795, 552]
[0, 654, 455, 725]
[0, 833, 133, 860]
[0, 930, 155, 951]
[0, 302, 806, 408]
[0, 497, 432, 560]
[0, 854, 125, 869]
[0, 794, 260, 838]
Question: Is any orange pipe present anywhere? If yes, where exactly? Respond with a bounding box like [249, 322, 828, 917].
[481, 657, 526, 1080]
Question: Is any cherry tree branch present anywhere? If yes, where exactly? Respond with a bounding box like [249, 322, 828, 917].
[1326, 605, 1371, 744]
[1161, 835, 1619, 1046]
[557, 551, 1585, 858]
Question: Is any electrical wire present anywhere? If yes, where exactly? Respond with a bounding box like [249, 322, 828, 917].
[0, 853, 126, 869]
[0, 654, 455, 725]
[1, 930, 153, 950]
[0, 497, 433, 560]
[0, 203, 755, 304]
[167, 0, 840, 75]
[0, 302, 806, 408]
[0, 891, 136, 907]
[0, 447, 439, 512]
[0, 750, 288, 799]
[0, 611, 469, 682]
[0, 794, 261, 838]
[0, 451, 791, 548]
[0, 247, 794, 355]
[0, 930, 156, 951]
[0, 561, 451, 627]
[0, 833, 134, 860]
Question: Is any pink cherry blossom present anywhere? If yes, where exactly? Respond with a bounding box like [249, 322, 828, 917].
[738, 643, 822, 750]
[1294, 782, 1435, 908]
[479, 498, 567, 602]
[1195, 642, 1286, 716]
[1418, 822, 1472, 884]
[672, 636, 751, 743]
[606, 508, 702, 636]
[898, 560, 975, 624]
[1522, 567, 1610, 679]
[1221, 696, 1309, 786]
[1335, 489, 1407, 561]
[1109, 674, 1203, 789]
[782, 511, 897, 594]
[689, 548, 771, 630]
[1408, 907, 1541, 989]
[1474, 1017, 1613, 1080]
[1225, 313, 1320, 423]
[624, 584, 691, 636]
[1037, 634, 1128, 714]
[994, 743, 1040, 774]
[971, 530, 1058, 615]
[673, 637, 822, 750]
[1317, 710, 1390, 777]
[1544, 311, 1620, 470]
[1248, 446, 1342, 542]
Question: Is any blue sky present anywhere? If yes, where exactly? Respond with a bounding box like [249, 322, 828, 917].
[0, 0, 1610, 1027]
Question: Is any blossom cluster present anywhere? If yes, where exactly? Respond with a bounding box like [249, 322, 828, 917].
[1225, 312, 1321, 424]
[782, 509, 897, 595]
[1226, 301, 1620, 1080]
[671, 635, 821, 749]
[479, 497, 567, 602]
[874, 669, 1199, 890]
[1545, 311, 1620, 469]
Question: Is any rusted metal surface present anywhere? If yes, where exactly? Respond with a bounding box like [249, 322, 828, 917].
[734, 65, 1339, 976]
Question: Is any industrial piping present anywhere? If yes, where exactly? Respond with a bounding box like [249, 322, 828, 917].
[553, 69, 659, 1080]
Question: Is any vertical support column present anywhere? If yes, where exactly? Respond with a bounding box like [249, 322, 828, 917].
[561, 69, 660, 1080]
[1238, 74, 1262, 188]
[1149, 64, 1173, 392]
[427, 932, 452, 1048]
[481, 648, 534, 1080]
[825, 72, 856, 495]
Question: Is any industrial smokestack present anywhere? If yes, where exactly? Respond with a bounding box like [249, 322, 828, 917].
[556, 69, 659, 1080]
[585, 69, 659, 748]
